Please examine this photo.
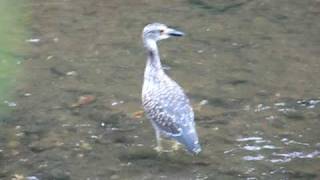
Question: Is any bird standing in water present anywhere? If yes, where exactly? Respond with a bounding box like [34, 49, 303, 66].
[141, 23, 201, 154]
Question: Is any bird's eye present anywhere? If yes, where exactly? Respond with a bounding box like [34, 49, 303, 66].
[159, 29, 164, 33]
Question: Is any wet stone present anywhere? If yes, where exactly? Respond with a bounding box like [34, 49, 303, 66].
[37, 169, 70, 180]
[191, 160, 211, 167]
[23, 122, 47, 137]
[26, 176, 39, 180]
[287, 171, 317, 179]
[271, 119, 286, 129]
[0, 169, 9, 179]
[0, 149, 4, 160]
[282, 111, 305, 120]
[79, 141, 92, 151]
[118, 148, 158, 161]
[110, 174, 120, 180]
[225, 79, 249, 86]
[29, 141, 53, 153]
[28, 135, 62, 153]
[256, 90, 272, 97]
[112, 135, 132, 144]
[50, 169, 70, 180]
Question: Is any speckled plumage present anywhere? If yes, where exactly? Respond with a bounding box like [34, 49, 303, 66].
[141, 23, 201, 154]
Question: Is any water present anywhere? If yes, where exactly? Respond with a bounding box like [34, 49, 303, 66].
[0, 0, 28, 119]
[1, 0, 320, 179]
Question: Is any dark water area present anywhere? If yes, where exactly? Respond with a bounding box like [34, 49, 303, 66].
[1, 0, 320, 179]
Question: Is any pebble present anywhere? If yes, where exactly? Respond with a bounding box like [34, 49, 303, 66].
[26, 38, 40, 43]
[26, 176, 39, 180]
[110, 174, 120, 180]
[66, 71, 77, 76]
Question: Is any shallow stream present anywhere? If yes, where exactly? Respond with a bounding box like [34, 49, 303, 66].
[1, 0, 319, 179]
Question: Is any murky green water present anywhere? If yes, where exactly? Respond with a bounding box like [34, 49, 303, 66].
[1, 0, 319, 179]
[0, 0, 28, 118]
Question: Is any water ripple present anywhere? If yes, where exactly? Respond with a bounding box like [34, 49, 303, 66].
[243, 154, 265, 161]
[236, 137, 263, 142]
[270, 150, 320, 163]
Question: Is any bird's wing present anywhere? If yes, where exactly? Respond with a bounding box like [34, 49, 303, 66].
[143, 99, 182, 136]
[143, 80, 194, 136]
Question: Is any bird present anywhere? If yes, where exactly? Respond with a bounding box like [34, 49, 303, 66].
[141, 23, 201, 154]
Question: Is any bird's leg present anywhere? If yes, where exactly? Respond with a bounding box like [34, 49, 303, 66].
[171, 141, 182, 151]
[154, 130, 164, 153]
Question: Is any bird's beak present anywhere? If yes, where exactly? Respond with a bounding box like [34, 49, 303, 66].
[167, 28, 185, 37]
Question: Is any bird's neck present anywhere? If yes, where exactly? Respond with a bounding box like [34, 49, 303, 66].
[144, 39, 164, 79]
[144, 39, 162, 69]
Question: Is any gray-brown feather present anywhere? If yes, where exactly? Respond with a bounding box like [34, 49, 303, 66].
[142, 73, 194, 136]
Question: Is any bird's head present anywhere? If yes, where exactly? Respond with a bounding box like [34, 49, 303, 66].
[142, 23, 184, 42]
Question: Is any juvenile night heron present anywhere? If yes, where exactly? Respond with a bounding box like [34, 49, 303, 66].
[141, 23, 201, 154]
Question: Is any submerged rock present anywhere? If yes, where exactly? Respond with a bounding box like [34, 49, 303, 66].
[35, 169, 70, 180]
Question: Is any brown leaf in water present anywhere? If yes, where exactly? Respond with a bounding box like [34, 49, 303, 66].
[132, 110, 144, 119]
[71, 95, 96, 108]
